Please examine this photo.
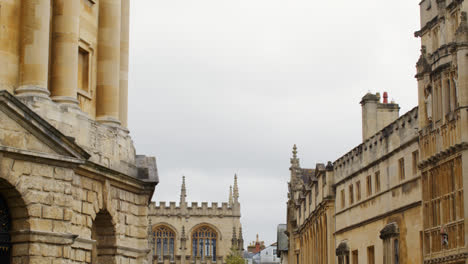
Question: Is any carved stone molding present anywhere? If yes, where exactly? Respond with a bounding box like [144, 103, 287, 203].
[336, 241, 349, 256]
[380, 222, 399, 240]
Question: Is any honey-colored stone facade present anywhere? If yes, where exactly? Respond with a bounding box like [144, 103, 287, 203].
[283, 1, 468, 264]
[415, 1, 468, 263]
[147, 176, 243, 264]
[0, 1, 158, 263]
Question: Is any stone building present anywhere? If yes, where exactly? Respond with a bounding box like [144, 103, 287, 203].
[148, 176, 243, 264]
[0, 0, 158, 263]
[415, 0, 468, 263]
[333, 100, 421, 264]
[284, 0, 468, 263]
[286, 154, 336, 264]
[285, 94, 423, 264]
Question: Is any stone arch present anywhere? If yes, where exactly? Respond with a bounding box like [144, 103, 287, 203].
[188, 222, 223, 240]
[190, 224, 219, 262]
[0, 177, 30, 264]
[152, 222, 179, 239]
[151, 223, 177, 261]
[91, 210, 117, 264]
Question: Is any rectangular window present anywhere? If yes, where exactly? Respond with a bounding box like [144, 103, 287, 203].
[356, 181, 361, 201]
[399, 158, 405, 180]
[412, 151, 419, 176]
[366, 175, 372, 197]
[78, 47, 90, 92]
[352, 250, 358, 264]
[375, 171, 381, 192]
[445, 79, 451, 114]
[341, 189, 345, 208]
[349, 185, 354, 205]
[394, 239, 399, 264]
[367, 246, 375, 264]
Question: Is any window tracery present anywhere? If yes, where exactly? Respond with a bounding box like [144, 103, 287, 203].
[192, 226, 217, 262]
[152, 225, 176, 261]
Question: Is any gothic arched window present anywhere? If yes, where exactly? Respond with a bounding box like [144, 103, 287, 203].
[192, 226, 217, 262]
[153, 225, 176, 261]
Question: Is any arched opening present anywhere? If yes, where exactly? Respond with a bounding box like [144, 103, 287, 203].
[91, 210, 116, 264]
[191, 226, 217, 262]
[0, 194, 11, 263]
[0, 178, 30, 264]
[151, 225, 176, 261]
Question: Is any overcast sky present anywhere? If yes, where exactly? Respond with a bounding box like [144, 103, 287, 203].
[128, 0, 421, 245]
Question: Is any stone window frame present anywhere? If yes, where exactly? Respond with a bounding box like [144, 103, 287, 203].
[77, 39, 94, 99]
[336, 241, 350, 264]
[398, 158, 405, 181]
[366, 175, 372, 197]
[380, 222, 400, 264]
[375, 171, 381, 193]
[356, 181, 361, 201]
[152, 225, 177, 261]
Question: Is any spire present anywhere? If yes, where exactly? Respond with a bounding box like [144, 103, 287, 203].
[233, 174, 239, 202]
[290, 144, 300, 169]
[180, 176, 187, 205]
[238, 227, 244, 252]
[229, 185, 233, 206]
[231, 227, 238, 249]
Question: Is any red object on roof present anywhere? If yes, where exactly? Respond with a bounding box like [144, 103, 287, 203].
[383, 92, 388, 104]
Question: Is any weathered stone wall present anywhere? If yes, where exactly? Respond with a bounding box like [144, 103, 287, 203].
[0, 89, 157, 263]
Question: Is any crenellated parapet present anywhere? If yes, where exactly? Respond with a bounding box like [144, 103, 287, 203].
[333, 107, 419, 183]
[148, 201, 239, 217]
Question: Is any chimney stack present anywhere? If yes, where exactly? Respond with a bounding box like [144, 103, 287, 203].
[361, 92, 400, 141]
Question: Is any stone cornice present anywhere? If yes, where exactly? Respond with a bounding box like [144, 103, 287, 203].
[424, 252, 468, 263]
[419, 142, 468, 169]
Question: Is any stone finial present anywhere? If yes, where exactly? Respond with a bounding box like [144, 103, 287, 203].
[233, 174, 239, 202]
[229, 185, 233, 207]
[231, 227, 238, 249]
[416, 45, 431, 75]
[238, 227, 244, 251]
[290, 144, 300, 168]
[180, 176, 187, 205]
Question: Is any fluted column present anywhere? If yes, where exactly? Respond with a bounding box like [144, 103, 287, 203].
[16, 0, 51, 98]
[97, 0, 121, 126]
[119, 0, 130, 128]
[50, 0, 80, 106]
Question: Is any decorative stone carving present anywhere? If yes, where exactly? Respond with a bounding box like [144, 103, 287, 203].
[380, 222, 400, 239]
[336, 241, 349, 256]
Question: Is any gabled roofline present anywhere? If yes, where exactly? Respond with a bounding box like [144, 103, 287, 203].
[0, 90, 90, 160]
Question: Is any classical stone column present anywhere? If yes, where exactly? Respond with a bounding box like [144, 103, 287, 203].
[97, 0, 121, 126]
[119, 0, 130, 128]
[16, 0, 51, 98]
[50, 0, 81, 106]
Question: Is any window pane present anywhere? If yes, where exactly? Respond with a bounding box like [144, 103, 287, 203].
[193, 239, 197, 257]
[212, 239, 217, 261]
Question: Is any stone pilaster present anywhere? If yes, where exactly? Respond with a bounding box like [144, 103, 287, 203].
[50, 0, 80, 107]
[16, 0, 51, 98]
[119, 0, 130, 128]
[97, 0, 122, 126]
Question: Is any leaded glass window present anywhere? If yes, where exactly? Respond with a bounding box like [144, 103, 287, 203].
[152, 226, 176, 261]
[192, 226, 217, 262]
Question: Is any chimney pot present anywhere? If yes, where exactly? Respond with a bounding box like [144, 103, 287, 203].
[383, 92, 388, 104]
